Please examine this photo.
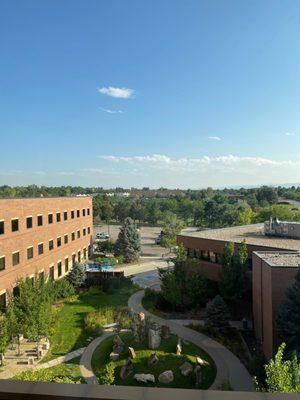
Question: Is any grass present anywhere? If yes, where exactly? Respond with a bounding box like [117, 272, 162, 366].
[91, 331, 216, 390]
[43, 283, 137, 362]
[13, 357, 84, 384]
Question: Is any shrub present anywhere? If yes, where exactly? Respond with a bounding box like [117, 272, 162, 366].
[14, 368, 84, 384]
[102, 276, 131, 294]
[85, 306, 131, 334]
[51, 279, 75, 301]
[66, 263, 86, 288]
[98, 362, 115, 385]
[204, 295, 231, 330]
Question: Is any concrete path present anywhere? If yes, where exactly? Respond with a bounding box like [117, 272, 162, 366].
[34, 347, 86, 371]
[128, 290, 254, 392]
[80, 331, 114, 384]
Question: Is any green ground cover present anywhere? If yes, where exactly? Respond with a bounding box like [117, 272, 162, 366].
[13, 357, 83, 384]
[43, 282, 136, 362]
[91, 331, 216, 389]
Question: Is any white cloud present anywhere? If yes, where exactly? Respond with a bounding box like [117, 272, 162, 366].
[97, 86, 135, 99]
[99, 107, 124, 114]
[285, 132, 295, 136]
[208, 136, 222, 141]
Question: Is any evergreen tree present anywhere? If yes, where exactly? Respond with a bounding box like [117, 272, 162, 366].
[0, 314, 8, 365]
[114, 217, 141, 263]
[277, 268, 300, 353]
[66, 263, 86, 288]
[204, 295, 231, 330]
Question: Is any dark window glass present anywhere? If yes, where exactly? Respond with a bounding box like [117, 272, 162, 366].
[58, 262, 62, 277]
[77, 230, 80, 238]
[0, 221, 4, 235]
[37, 215, 43, 226]
[49, 240, 54, 250]
[48, 214, 53, 224]
[57, 237, 61, 247]
[64, 211, 68, 221]
[12, 252, 20, 266]
[72, 232, 75, 241]
[71, 210, 75, 219]
[83, 248, 87, 259]
[11, 219, 19, 232]
[78, 251, 81, 262]
[27, 247, 33, 260]
[87, 208, 90, 216]
[83, 228, 86, 236]
[83, 209, 86, 217]
[72, 254, 76, 264]
[49, 266, 54, 280]
[0, 256, 5, 271]
[56, 213, 61, 222]
[13, 286, 20, 297]
[65, 258, 69, 272]
[0, 292, 6, 312]
[26, 217, 33, 229]
[38, 243, 44, 255]
[88, 227, 91, 234]
[77, 209, 80, 218]
[64, 234, 68, 244]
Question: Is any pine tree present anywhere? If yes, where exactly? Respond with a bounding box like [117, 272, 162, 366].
[66, 263, 86, 288]
[277, 268, 300, 353]
[114, 217, 141, 263]
[204, 295, 231, 330]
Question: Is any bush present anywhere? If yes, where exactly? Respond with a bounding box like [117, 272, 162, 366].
[96, 240, 115, 254]
[85, 306, 132, 334]
[51, 279, 75, 301]
[102, 276, 131, 294]
[98, 362, 115, 385]
[66, 263, 86, 288]
[14, 368, 83, 384]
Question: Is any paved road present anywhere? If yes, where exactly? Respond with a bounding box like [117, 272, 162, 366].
[128, 290, 254, 392]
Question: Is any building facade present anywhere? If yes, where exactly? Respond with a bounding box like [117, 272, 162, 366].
[0, 196, 93, 309]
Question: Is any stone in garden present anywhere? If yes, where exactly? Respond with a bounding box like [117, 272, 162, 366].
[120, 357, 133, 380]
[114, 335, 124, 347]
[134, 373, 155, 383]
[148, 325, 161, 349]
[109, 352, 120, 361]
[196, 356, 205, 365]
[133, 312, 146, 343]
[158, 370, 174, 384]
[113, 344, 123, 354]
[176, 343, 182, 355]
[148, 352, 159, 366]
[0, 354, 5, 366]
[161, 325, 171, 339]
[194, 365, 202, 386]
[128, 346, 136, 359]
[179, 361, 193, 377]
[28, 356, 34, 365]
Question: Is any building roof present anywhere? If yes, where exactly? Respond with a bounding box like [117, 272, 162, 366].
[178, 224, 300, 251]
[254, 251, 300, 267]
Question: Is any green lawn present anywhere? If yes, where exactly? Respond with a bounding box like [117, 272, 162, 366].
[13, 357, 84, 384]
[43, 284, 136, 362]
[91, 332, 216, 390]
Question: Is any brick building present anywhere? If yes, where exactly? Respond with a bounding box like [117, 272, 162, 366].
[177, 224, 300, 358]
[0, 196, 93, 309]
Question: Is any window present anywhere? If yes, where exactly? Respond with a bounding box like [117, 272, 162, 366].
[83, 228, 86, 236]
[48, 214, 53, 224]
[39, 271, 44, 281]
[83, 209, 86, 217]
[88, 227, 91, 234]
[13, 286, 20, 298]
[65, 258, 69, 272]
[77, 209, 80, 218]
[38, 243, 44, 255]
[64, 234, 68, 244]
[83, 248, 87, 259]
[27, 247, 33, 260]
[57, 237, 61, 247]
[0, 256, 5, 271]
[0, 221, 4, 235]
[87, 208, 90, 216]
[77, 230, 80, 239]
[57, 261, 62, 277]
[37, 215, 43, 226]
[0, 292, 6, 312]
[78, 250, 81, 263]
[49, 239, 54, 251]
[72, 253, 76, 265]
[56, 212, 61, 222]
[71, 210, 75, 219]
[49, 266, 54, 280]
[64, 211, 68, 221]
[11, 218, 19, 232]
[71, 232, 75, 241]
[26, 216, 33, 229]
[12, 251, 20, 266]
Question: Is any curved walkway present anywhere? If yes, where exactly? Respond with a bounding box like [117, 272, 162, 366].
[129, 290, 253, 391]
[80, 331, 114, 384]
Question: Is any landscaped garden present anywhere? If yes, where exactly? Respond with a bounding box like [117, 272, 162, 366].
[91, 331, 216, 389]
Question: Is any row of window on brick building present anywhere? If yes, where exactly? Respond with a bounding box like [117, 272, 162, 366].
[0, 208, 91, 235]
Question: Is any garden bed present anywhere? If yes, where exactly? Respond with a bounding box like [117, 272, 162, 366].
[91, 331, 216, 389]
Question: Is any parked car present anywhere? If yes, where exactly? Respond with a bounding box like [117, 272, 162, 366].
[95, 232, 110, 240]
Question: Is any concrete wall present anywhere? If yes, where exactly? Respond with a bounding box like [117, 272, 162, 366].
[0, 197, 93, 298]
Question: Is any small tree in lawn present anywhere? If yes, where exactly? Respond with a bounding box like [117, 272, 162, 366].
[204, 295, 231, 330]
[0, 314, 8, 365]
[66, 262, 86, 288]
[114, 217, 141, 263]
[277, 268, 300, 353]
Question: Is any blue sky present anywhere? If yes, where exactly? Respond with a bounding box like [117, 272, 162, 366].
[1, 0, 300, 188]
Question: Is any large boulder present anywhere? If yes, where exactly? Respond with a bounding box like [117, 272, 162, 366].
[148, 327, 161, 349]
[134, 373, 155, 383]
[179, 361, 193, 376]
[128, 346, 136, 359]
[120, 358, 133, 380]
[158, 370, 174, 384]
[148, 352, 159, 366]
[109, 352, 119, 361]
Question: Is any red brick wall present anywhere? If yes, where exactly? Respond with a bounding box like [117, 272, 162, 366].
[0, 197, 93, 296]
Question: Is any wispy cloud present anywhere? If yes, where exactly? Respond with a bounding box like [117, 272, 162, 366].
[208, 136, 222, 141]
[99, 107, 124, 114]
[97, 86, 135, 99]
[285, 132, 295, 136]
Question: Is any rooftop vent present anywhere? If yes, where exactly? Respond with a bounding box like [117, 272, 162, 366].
[264, 217, 300, 239]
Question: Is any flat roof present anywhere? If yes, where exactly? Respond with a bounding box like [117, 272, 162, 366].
[254, 251, 300, 267]
[178, 224, 300, 251]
